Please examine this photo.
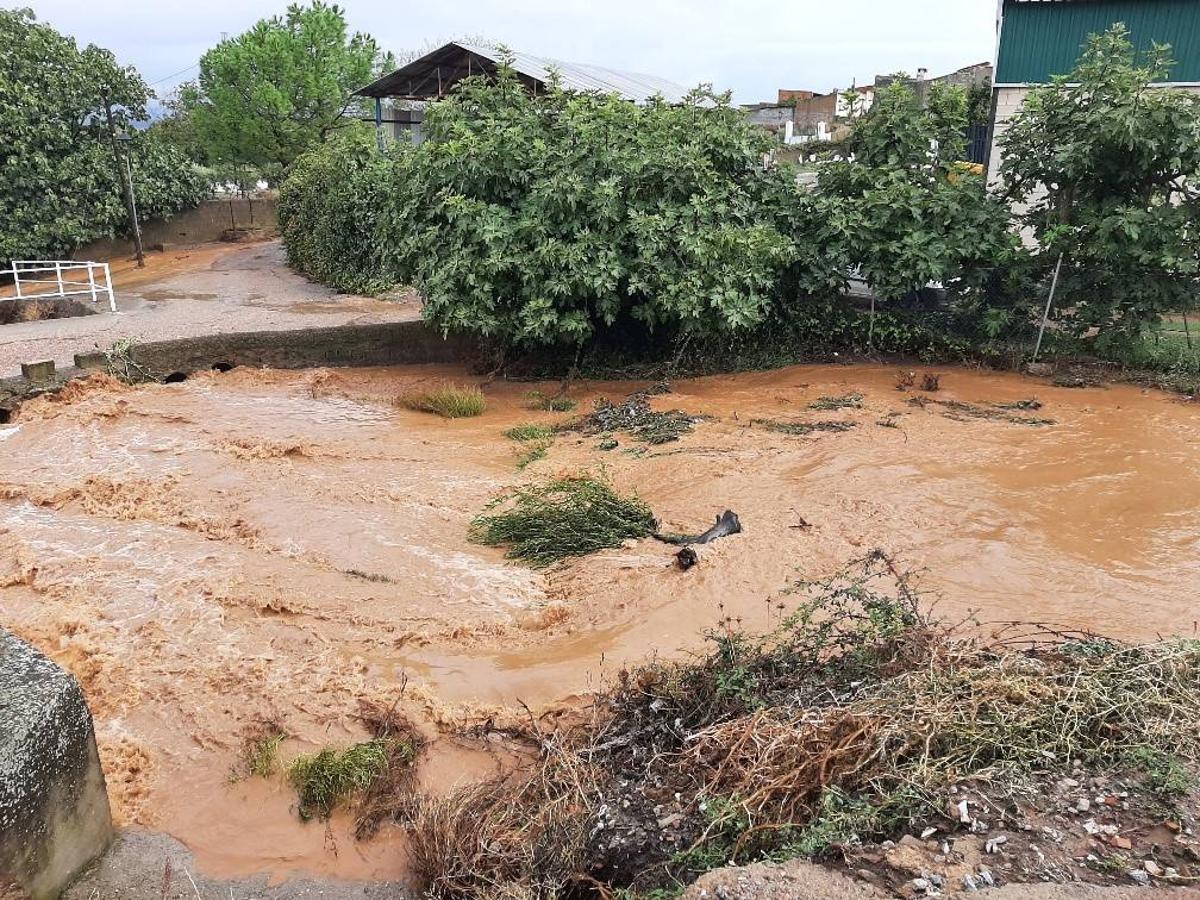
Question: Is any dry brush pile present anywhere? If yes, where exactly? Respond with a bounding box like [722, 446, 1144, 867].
[398, 552, 1200, 898]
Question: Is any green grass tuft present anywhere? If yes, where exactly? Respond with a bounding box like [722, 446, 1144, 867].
[399, 384, 486, 418]
[287, 738, 417, 820]
[505, 422, 555, 469]
[230, 724, 288, 782]
[469, 473, 656, 565]
[504, 423, 554, 442]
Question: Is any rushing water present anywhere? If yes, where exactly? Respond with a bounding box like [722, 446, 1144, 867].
[2, 363, 1197, 881]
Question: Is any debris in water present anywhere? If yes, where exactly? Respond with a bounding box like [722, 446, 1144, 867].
[808, 392, 863, 411]
[469, 473, 656, 565]
[753, 418, 857, 435]
[571, 389, 699, 444]
[920, 373, 942, 392]
[675, 547, 698, 571]
[654, 510, 742, 546]
[906, 396, 1055, 427]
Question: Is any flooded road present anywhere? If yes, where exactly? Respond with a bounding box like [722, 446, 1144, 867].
[2, 363, 1198, 881]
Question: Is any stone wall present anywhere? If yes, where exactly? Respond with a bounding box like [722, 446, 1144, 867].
[0, 630, 113, 899]
[74, 199, 278, 261]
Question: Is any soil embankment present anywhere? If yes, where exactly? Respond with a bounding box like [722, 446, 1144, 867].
[1, 363, 1198, 884]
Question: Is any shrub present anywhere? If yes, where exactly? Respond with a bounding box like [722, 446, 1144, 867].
[997, 25, 1200, 342]
[282, 58, 798, 352]
[469, 473, 656, 565]
[278, 126, 400, 294]
[399, 384, 486, 418]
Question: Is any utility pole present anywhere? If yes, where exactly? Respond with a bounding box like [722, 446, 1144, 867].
[101, 89, 145, 268]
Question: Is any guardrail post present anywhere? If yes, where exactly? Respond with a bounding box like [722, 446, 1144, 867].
[13, 266, 21, 299]
[54, 261, 63, 298]
[103, 264, 116, 312]
[88, 263, 99, 304]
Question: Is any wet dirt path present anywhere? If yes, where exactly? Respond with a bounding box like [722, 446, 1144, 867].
[2, 363, 1198, 883]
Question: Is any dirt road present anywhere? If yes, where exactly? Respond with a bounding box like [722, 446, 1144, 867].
[0, 241, 419, 376]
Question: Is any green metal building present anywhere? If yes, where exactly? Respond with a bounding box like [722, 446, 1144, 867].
[987, 0, 1200, 179]
[995, 0, 1200, 86]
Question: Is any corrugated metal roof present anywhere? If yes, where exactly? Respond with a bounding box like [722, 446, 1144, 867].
[997, 0, 1200, 83]
[455, 43, 693, 103]
[355, 42, 693, 103]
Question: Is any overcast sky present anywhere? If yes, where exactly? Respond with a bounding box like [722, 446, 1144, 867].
[28, 0, 999, 104]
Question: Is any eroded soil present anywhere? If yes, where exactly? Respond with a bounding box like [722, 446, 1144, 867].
[2, 363, 1198, 883]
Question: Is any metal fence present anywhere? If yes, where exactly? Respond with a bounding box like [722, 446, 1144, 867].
[2, 260, 117, 312]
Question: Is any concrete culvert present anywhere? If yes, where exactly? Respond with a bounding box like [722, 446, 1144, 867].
[162, 372, 188, 384]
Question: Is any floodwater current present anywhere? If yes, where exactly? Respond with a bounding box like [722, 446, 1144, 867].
[1, 363, 1197, 882]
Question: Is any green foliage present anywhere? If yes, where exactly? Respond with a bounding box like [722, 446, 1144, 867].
[283, 59, 795, 348]
[1125, 746, 1198, 797]
[505, 422, 555, 469]
[398, 383, 486, 418]
[806, 80, 1019, 304]
[182, 1, 394, 178]
[287, 737, 417, 820]
[0, 9, 208, 263]
[278, 127, 400, 293]
[469, 473, 656, 565]
[504, 423, 554, 442]
[997, 25, 1200, 342]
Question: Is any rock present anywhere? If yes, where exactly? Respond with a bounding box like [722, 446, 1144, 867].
[1128, 870, 1150, 886]
[985, 835, 1008, 854]
[957, 799, 971, 823]
[0, 629, 113, 900]
[1112, 836, 1133, 850]
[1075, 798, 1090, 813]
[920, 827, 938, 840]
[1143, 861, 1161, 877]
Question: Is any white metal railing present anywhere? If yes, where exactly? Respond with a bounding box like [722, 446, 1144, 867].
[2, 260, 117, 312]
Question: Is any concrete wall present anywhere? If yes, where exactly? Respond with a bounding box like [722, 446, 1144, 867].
[72, 320, 477, 381]
[0, 630, 113, 900]
[793, 93, 837, 136]
[74, 199, 279, 262]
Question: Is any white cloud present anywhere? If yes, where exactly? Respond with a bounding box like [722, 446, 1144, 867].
[29, 0, 997, 103]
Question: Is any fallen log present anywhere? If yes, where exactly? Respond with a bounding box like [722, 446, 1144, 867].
[654, 510, 742, 546]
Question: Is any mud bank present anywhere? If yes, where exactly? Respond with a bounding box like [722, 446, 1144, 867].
[1, 363, 1198, 884]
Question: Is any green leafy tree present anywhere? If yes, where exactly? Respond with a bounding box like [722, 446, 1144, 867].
[808, 80, 1017, 304]
[184, 2, 394, 180]
[0, 8, 208, 264]
[997, 25, 1200, 343]
[283, 60, 797, 351]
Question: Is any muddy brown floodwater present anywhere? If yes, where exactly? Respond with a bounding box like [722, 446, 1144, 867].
[2, 363, 1199, 884]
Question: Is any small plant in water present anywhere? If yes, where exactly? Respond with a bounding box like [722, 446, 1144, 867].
[469, 473, 656, 565]
[287, 737, 418, 821]
[229, 722, 288, 782]
[524, 390, 576, 412]
[504, 422, 555, 469]
[399, 384, 486, 418]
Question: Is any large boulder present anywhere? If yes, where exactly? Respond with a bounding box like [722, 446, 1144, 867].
[0, 629, 112, 899]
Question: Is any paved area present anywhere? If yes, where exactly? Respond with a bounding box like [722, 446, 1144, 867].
[0, 241, 420, 377]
